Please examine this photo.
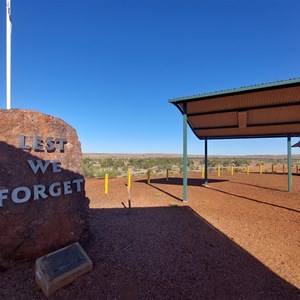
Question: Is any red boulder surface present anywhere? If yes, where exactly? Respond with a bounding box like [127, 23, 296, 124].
[0, 109, 89, 269]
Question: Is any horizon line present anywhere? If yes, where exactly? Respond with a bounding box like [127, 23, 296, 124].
[83, 152, 300, 157]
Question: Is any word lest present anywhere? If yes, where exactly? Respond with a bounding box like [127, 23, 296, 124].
[0, 179, 84, 207]
[19, 135, 67, 152]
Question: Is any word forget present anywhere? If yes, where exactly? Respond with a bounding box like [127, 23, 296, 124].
[0, 179, 84, 207]
[0, 135, 84, 207]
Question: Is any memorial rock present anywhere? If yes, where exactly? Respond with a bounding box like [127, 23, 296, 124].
[0, 109, 89, 270]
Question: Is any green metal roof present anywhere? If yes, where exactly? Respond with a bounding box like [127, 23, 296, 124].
[169, 78, 300, 104]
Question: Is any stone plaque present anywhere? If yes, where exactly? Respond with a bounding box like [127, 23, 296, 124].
[35, 242, 93, 297]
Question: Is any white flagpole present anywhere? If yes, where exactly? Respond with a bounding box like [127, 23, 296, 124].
[6, 0, 12, 110]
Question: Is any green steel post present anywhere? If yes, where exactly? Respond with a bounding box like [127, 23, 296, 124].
[204, 138, 208, 185]
[288, 136, 292, 192]
[183, 102, 188, 202]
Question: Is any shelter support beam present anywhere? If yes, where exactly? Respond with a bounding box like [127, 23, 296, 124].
[288, 136, 292, 192]
[183, 103, 188, 202]
[204, 138, 208, 185]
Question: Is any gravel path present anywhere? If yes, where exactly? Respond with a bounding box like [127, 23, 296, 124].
[1, 173, 299, 299]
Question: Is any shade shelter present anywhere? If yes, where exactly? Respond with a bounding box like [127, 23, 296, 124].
[169, 78, 300, 202]
[292, 141, 300, 147]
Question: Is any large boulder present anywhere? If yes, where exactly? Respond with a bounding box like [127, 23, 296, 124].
[0, 109, 89, 270]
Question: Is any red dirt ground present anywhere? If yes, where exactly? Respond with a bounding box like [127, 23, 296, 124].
[1, 172, 300, 299]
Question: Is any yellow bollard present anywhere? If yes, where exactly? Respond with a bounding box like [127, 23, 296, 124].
[147, 170, 151, 184]
[259, 164, 263, 174]
[201, 166, 205, 178]
[246, 164, 249, 175]
[230, 165, 234, 176]
[104, 173, 108, 194]
[128, 171, 131, 188]
[283, 164, 285, 174]
[217, 165, 220, 177]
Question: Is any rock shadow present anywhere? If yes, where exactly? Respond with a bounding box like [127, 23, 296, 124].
[2, 205, 298, 299]
[0, 141, 90, 269]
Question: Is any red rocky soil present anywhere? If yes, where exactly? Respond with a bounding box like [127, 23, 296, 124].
[1, 172, 300, 299]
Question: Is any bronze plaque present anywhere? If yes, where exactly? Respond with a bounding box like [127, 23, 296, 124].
[35, 242, 93, 297]
[41, 243, 86, 281]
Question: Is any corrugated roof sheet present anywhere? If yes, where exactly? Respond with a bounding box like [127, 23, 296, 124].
[170, 78, 300, 103]
[169, 78, 300, 140]
[169, 78, 300, 103]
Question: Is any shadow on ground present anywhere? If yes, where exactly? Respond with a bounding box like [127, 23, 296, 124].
[229, 180, 287, 192]
[135, 177, 228, 202]
[206, 186, 300, 214]
[85, 206, 298, 299]
[136, 177, 228, 186]
[1, 205, 299, 299]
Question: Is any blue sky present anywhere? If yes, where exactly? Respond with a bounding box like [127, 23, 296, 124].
[0, 0, 300, 155]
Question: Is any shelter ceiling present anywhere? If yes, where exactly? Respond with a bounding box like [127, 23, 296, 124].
[170, 79, 300, 139]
